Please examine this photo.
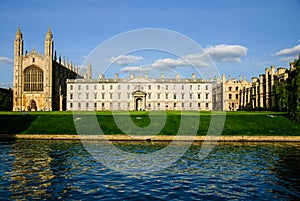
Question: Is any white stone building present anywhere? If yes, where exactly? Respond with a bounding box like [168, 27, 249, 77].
[66, 73, 212, 111]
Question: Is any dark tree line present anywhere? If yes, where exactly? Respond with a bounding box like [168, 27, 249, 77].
[0, 88, 13, 111]
[274, 54, 300, 122]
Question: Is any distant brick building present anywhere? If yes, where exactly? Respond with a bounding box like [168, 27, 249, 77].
[213, 75, 251, 111]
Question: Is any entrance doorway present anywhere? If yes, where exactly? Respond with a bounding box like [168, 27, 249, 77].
[135, 97, 143, 111]
[132, 90, 146, 111]
[30, 100, 37, 111]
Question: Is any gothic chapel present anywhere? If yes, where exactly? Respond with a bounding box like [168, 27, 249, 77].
[13, 27, 83, 111]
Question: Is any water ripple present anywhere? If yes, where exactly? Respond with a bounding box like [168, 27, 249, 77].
[0, 140, 299, 200]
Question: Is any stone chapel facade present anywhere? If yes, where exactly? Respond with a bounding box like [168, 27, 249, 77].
[13, 27, 83, 111]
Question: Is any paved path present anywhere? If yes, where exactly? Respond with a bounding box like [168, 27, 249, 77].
[1, 134, 300, 142]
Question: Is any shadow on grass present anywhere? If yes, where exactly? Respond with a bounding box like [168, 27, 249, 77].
[0, 114, 37, 134]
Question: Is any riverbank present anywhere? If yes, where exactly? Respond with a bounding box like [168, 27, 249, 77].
[0, 111, 299, 136]
[1, 134, 300, 142]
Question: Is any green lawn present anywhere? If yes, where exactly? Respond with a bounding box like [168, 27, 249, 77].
[0, 111, 299, 135]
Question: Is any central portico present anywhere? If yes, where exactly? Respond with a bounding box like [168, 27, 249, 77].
[132, 90, 146, 110]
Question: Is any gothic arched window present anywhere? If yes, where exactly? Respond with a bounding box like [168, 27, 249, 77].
[24, 66, 43, 92]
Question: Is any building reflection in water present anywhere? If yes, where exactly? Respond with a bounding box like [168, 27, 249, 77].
[6, 140, 55, 200]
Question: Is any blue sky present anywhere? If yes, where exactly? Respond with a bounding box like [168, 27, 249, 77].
[0, 0, 300, 87]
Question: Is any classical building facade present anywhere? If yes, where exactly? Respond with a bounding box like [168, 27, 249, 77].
[240, 65, 289, 110]
[13, 27, 83, 111]
[66, 73, 212, 111]
[213, 75, 251, 111]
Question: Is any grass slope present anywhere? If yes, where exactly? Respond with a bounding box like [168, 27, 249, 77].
[0, 111, 299, 135]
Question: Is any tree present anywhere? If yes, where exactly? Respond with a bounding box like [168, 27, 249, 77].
[288, 55, 300, 122]
[273, 78, 289, 111]
[0, 88, 13, 111]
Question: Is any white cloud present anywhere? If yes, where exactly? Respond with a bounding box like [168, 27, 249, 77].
[278, 56, 297, 62]
[152, 58, 187, 68]
[0, 57, 13, 64]
[151, 44, 248, 69]
[204, 44, 248, 63]
[275, 44, 300, 56]
[110, 55, 143, 65]
[257, 61, 272, 66]
[120, 66, 151, 72]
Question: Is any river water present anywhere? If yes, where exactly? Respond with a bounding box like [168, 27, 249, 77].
[0, 140, 299, 200]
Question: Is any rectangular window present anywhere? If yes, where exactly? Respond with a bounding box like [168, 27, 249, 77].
[102, 103, 105, 108]
[157, 85, 160, 90]
[157, 93, 161, 99]
[190, 93, 193, 99]
[86, 93, 89, 99]
[198, 85, 200, 90]
[70, 85, 73, 90]
[118, 93, 121, 99]
[148, 93, 151, 99]
[206, 103, 209, 108]
[94, 103, 97, 108]
[127, 93, 130, 99]
[190, 85, 192, 90]
[110, 85, 113, 90]
[198, 93, 201, 99]
[78, 103, 81, 108]
[174, 94, 177, 99]
[110, 93, 113, 99]
[198, 103, 201, 108]
[102, 85, 105, 90]
[70, 93, 73, 99]
[205, 85, 208, 90]
[94, 93, 97, 99]
[78, 93, 81, 99]
[206, 93, 209, 99]
[181, 103, 184, 108]
[118, 85, 121, 90]
[158, 103, 160, 107]
[166, 85, 168, 90]
[148, 85, 151, 90]
[94, 85, 97, 90]
[127, 85, 130, 90]
[78, 85, 81, 90]
[182, 93, 184, 99]
[86, 103, 89, 108]
[102, 93, 105, 99]
[70, 103, 73, 108]
[182, 85, 184, 90]
[166, 93, 168, 99]
[86, 85, 89, 90]
[190, 103, 192, 107]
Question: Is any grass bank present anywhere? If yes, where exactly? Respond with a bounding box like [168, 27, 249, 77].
[0, 111, 299, 136]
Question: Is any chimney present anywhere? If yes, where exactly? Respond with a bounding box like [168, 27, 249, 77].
[176, 73, 180, 80]
[130, 73, 135, 79]
[114, 73, 119, 80]
[99, 73, 104, 79]
[192, 73, 196, 79]
[222, 74, 226, 83]
[145, 73, 149, 79]
[161, 73, 165, 80]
